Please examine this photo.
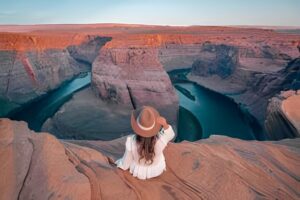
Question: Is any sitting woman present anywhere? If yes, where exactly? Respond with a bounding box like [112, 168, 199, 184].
[115, 106, 175, 180]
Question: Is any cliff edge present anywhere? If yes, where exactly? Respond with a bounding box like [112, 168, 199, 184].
[1, 118, 299, 200]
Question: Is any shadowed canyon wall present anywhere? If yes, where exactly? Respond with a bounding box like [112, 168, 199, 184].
[0, 25, 299, 140]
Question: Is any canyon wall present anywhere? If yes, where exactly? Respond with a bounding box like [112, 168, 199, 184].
[265, 90, 300, 140]
[92, 46, 178, 126]
[42, 47, 179, 140]
[41, 37, 178, 140]
[0, 34, 110, 116]
[0, 49, 84, 116]
[1, 25, 300, 139]
[1, 118, 299, 200]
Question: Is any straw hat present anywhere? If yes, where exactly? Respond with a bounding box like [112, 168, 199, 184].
[131, 106, 162, 137]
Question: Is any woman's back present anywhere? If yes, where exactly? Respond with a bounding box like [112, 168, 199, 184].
[115, 125, 175, 180]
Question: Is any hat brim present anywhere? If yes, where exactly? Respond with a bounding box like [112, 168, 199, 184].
[131, 106, 162, 138]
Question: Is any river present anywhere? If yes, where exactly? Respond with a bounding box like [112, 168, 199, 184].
[9, 72, 91, 131]
[169, 68, 265, 142]
[6, 69, 265, 142]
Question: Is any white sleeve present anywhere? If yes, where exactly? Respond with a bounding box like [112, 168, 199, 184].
[158, 125, 175, 146]
[115, 136, 133, 170]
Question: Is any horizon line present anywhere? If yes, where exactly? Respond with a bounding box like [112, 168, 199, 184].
[0, 22, 300, 29]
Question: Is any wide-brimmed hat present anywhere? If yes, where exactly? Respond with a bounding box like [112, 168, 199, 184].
[131, 106, 162, 137]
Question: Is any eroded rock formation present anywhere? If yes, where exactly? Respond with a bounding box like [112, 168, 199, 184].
[191, 44, 239, 78]
[265, 90, 300, 140]
[41, 42, 178, 140]
[1, 24, 300, 139]
[189, 56, 300, 123]
[0, 49, 84, 115]
[0, 34, 111, 116]
[92, 46, 178, 124]
[1, 118, 299, 200]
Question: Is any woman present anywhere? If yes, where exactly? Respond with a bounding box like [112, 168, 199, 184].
[115, 106, 175, 180]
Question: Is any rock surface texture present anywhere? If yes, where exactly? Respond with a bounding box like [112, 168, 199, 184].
[188, 51, 300, 124]
[0, 34, 111, 116]
[1, 24, 300, 139]
[265, 90, 300, 140]
[1, 118, 300, 200]
[92, 46, 178, 129]
[40, 39, 179, 139]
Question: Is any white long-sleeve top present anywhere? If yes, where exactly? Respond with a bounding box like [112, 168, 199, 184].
[115, 125, 175, 180]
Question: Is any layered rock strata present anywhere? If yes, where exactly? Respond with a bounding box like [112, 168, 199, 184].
[1, 118, 300, 200]
[265, 90, 300, 140]
[1, 25, 300, 139]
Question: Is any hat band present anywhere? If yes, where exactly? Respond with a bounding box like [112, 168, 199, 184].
[137, 116, 155, 131]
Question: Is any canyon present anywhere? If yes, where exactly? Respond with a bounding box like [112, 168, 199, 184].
[0, 24, 299, 140]
[1, 24, 299, 140]
[0, 24, 300, 199]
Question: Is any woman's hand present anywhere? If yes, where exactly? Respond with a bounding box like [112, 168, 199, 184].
[156, 116, 169, 129]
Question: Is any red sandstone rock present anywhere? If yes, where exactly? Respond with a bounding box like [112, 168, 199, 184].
[92, 46, 178, 129]
[1, 118, 300, 200]
[282, 93, 300, 133]
[265, 90, 300, 139]
[0, 119, 90, 200]
[1, 24, 300, 138]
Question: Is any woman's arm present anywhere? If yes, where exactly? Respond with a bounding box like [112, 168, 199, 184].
[115, 136, 133, 170]
[156, 117, 175, 146]
[158, 125, 175, 145]
[156, 116, 169, 130]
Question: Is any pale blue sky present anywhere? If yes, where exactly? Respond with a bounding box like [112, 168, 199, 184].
[0, 0, 299, 26]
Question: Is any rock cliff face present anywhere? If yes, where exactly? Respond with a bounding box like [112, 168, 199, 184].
[0, 34, 111, 116]
[0, 49, 83, 116]
[1, 24, 300, 139]
[189, 55, 300, 123]
[191, 44, 239, 78]
[265, 90, 300, 140]
[1, 118, 300, 200]
[40, 42, 178, 140]
[92, 46, 178, 124]
[67, 36, 112, 66]
[155, 28, 299, 125]
[42, 87, 134, 140]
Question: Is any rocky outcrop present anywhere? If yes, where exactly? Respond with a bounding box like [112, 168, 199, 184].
[92, 46, 179, 130]
[0, 49, 84, 116]
[265, 90, 300, 140]
[67, 36, 112, 66]
[0, 119, 90, 200]
[189, 57, 300, 123]
[191, 44, 238, 78]
[0, 35, 111, 117]
[42, 87, 133, 140]
[156, 30, 299, 125]
[1, 118, 300, 200]
[1, 25, 300, 139]
[41, 46, 178, 139]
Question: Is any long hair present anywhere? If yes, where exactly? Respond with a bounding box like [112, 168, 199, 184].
[136, 135, 157, 165]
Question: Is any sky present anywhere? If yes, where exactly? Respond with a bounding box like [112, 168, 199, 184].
[0, 0, 299, 26]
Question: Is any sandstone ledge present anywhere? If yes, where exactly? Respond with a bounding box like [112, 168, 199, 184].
[0, 118, 299, 200]
[282, 91, 300, 133]
[265, 90, 300, 140]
